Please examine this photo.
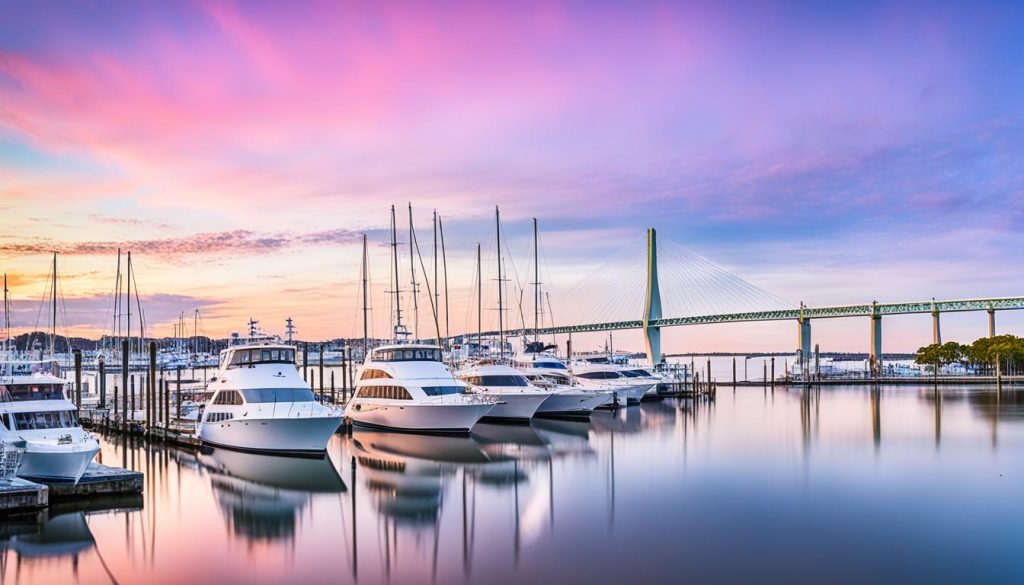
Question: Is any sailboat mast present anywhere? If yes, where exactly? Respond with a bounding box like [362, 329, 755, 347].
[439, 215, 450, 341]
[127, 251, 132, 361]
[361, 233, 369, 357]
[433, 210, 439, 330]
[495, 206, 504, 358]
[51, 252, 57, 361]
[408, 203, 418, 339]
[390, 205, 403, 333]
[533, 218, 540, 343]
[3, 273, 8, 370]
[476, 243, 482, 352]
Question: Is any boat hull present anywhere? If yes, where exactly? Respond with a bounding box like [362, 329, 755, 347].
[346, 402, 493, 434]
[17, 439, 100, 484]
[481, 393, 549, 421]
[535, 391, 609, 417]
[199, 415, 343, 455]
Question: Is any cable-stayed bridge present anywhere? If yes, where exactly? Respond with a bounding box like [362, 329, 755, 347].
[464, 229, 1024, 372]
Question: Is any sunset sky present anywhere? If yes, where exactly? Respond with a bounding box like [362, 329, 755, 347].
[2, 0, 1022, 353]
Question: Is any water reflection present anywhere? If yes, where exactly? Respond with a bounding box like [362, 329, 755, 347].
[6, 385, 1024, 584]
[199, 448, 346, 543]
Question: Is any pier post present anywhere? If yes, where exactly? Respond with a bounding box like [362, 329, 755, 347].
[319, 344, 325, 398]
[706, 358, 711, 389]
[99, 357, 106, 409]
[130, 375, 135, 425]
[770, 357, 775, 391]
[869, 302, 882, 378]
[340, 348, 347, 403]
[303, 343, 309, 382]
[988, 307, 996, 338]
[931, 300, 941, 345]
[331, 371, 336, 405]
[763, 362, 767, 393]
[176, 367, 182, 423]
[148, 342, 156, 428]
[164, 373, 170, 429]
[732, 357, 736, 390]
[74, 349, 82, 409]
[121, 339, 129, 430]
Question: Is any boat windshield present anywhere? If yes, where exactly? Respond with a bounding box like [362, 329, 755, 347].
[238, 388, 315, 403]
[6, 410, 79, 430]
[620, 370, 647, 378]
[372, 348, 442, 363]
[227, 348, 296, 368]
[421, 385, 466, 396]
[0, 383, 66, 402]
[534, 362, 567, 370]
[462, 375, 529, 387]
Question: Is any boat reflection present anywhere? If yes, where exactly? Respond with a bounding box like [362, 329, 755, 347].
[198, 447, 346, 542]
[0, 495, 142, 581]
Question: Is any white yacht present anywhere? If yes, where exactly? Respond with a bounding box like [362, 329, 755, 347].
[0, 367, 100, 483]
[570, 361, 654, 405]
[197, 341, 343, 456]
[456, 363, 551, 421]
[513, 352, 613, 415]
[345, 344, 496, 434]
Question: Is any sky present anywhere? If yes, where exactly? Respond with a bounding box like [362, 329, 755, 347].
[1, 0, 1023, 353]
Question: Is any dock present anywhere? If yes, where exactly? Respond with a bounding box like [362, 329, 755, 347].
[0, 462, 143, 514]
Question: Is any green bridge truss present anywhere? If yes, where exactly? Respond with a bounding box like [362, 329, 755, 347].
[460, 296, 1024, 339]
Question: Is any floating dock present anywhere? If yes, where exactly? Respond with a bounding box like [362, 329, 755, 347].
[0, 462, 143, 514]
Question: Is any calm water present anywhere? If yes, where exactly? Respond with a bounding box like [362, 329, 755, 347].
[3, 385, 1024, 585]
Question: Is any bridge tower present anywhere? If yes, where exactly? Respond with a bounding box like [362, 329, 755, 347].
[931, 298, 941, 345]
[643, 228, 663, 364]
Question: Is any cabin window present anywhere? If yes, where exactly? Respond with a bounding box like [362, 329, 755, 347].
[0, 384, 66, 402]
[534, 362, 567, 370]
[11, 410, 80, 430]
[577, 371, 620, 380]
[239, 388, 315, 403]
[356, 385, 412, 400]
[213, 390, 244, 405]
[469, 375, 528, 387]
[371, 348, 442, 362]
[360, 368, 393, 381]
[227, 348, 297, 368]
[421, 385, 465, 396]
[205, 412, 235, 423]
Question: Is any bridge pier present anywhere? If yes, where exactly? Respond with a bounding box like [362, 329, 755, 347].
[932, 312, 941, 345]
[988, 308, 996, 337]
[796, 316, 811, 373]
[870, 312, 882, 378]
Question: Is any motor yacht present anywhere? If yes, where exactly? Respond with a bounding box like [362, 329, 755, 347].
[569, 361, 655, 405]
[345, 344, 496, 434]
[513, 352, 613, 415]
[456, 363, 551, 421]
[197, 341, 343, 456]
[0, 366, 100, 483]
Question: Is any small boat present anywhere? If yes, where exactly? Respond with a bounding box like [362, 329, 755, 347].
[197, 340, 343, 456]
[345, 344, 496, 434]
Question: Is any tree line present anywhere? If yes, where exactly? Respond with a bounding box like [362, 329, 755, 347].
[914, 335, 1024, 375]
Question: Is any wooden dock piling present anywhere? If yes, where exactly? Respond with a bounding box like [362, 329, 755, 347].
[74, 349, 82, 409]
